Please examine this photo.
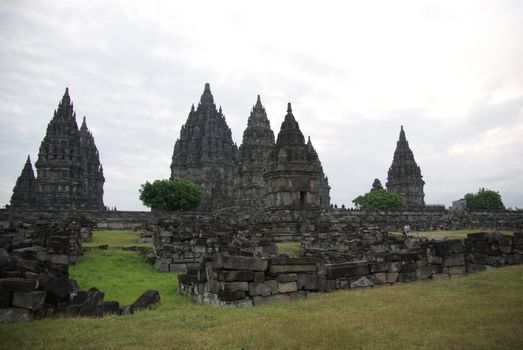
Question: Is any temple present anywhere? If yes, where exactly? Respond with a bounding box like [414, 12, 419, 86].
[170, 83, 237, 212]
[386, 126, 425, 208]
[9, 88, 105, 210]
[170, 85, 331, 214]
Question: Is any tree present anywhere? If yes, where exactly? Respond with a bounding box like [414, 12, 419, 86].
[352, 189, 405, 211]
[465, 188, 504, 210]
[139, 179, 201, 211]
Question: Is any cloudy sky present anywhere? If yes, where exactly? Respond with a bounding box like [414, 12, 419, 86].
[1, 0, 522, 210]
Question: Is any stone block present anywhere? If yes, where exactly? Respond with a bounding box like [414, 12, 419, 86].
[297, 274, 327, 291]
[169, 263, 188, 273]
[467, 232, 488, 241]
[432, 273, 449, 280]
[443, 254, 465, 267]
[0, 278, 38, 292]
[397, 272, 418, 282]
[248, 280, 278, 296]
[49, 254, 69, 265]
[336, 278, 350, 289]
[326, 279, 336, 292]
[155, 262, 169, 272]
[219, 281, 249, 292]
[131, 290, 160, 312]
[467, 264, 486, 273]
[418, 265, 433, 279]
[350, 276, 373, 288]
[0, 248, 12, 268]
[216, 255, 267, 271]
[0, 308, 33, 323]
[499, 245, 512, 254]
[254, 271, 265, 283]
[507, 254, 521, 265]
[270, 257, 317, 265]
[0, 289, 11, 308]
[326, 262, 370, 279]
[427, 255, 442, 265]
[471, 241, 489, 253]
[317, 262, 327, 275]
[471, 253, 489, 264]
[216, 270, 255, 282]
[447, 240, 464, 254]
[278, 282, 298, 293]
[415, 259, 427, 268]
[217, 290, 247, 302]
[386, 272, 398, 283]
[12, 291, 47, 311]
[372, 273, 387, 284]
[387, 262, 402, 272]
[370, 262, 388, 273]
[276, 273, 297, 283]
[269, 264, 317, 274]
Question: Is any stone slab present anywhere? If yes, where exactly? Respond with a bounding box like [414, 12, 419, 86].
[12, 291, 47, 311]
[0, 308, 33, 323]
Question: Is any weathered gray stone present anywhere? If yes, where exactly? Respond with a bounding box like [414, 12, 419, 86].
[432, 273, 449, 280]
[276, 273, 298, 283]
[12, 291, 46, 310]
[297, 274, 327, 291]
[0, 278, 38, 292]
[448, 266, 466, 275]
[386, 272, 398, 283]
[326, 262, 369, 279]
[443, 254, 465, 267]
[216, 255, 268, 272]
[216, 270, 255, 282]
[248, 280, 278, 296]
[372, 272, 388, 284]
[350, 276, 374, 288]
[0, 308, 33, 323]
[278, 282, 298, 293]
[270, 264, 317, 274]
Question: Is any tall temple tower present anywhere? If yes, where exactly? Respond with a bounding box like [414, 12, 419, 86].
[34, 88, 86, 209]
[263, 103, 328, 211]
[305, 137, 331, 210]
[233, 95, 275, 211]
[386, 126, 425, 208]
[9, 156, 37, 208]
[10, 88, 105, 210]
[170, 83, 237, 212]
[80, 117, 105, 210]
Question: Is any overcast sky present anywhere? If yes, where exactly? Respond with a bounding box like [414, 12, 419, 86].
[1, 0, 522, 210]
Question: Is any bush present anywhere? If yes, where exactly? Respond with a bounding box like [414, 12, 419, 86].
[139, 179, 201, 211]
[353, 189, 405, 210]
[465, 188, 504, 210]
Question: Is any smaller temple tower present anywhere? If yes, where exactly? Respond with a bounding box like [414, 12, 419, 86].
[233, 95, 275, 211]
[9, 156, 37, 208]
[386, 126, 425, 208]
[263, 103, 326, 211]
[80, 117, 105, 210]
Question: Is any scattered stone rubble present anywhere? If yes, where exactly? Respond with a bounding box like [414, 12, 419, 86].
[0, 220, 159, 323]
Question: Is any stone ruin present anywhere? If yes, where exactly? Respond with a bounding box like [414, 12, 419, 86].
[0, 218, 159, 322]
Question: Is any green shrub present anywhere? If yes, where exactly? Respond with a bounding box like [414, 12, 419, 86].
[139, 179, 201, 211]
[353, 189, 405, 210]
[465, 188, 504, 210]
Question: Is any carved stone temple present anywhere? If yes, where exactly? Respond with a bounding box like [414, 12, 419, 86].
[9, 88, 105, 210]
[386, 125, 425, 208]
[170, 83, 238, 212]
[170, 84, 331, 212]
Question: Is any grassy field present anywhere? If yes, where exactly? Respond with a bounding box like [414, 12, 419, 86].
[276, 242, 301, 257]
[1, 230, 522, 350]
[391, 229, 514, 240]
[82, 230, 152, 248]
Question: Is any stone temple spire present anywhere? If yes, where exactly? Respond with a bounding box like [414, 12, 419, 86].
[264, 103, 329, 215]
[170, 83, 237, 212]
[9, 156, 37, 208]
[386, 125, 425, 208]
[80, 116, 105, 210]
[233, 94, 275, 210]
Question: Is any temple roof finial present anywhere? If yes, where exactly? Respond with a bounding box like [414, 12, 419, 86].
[287, 102, 292, 114]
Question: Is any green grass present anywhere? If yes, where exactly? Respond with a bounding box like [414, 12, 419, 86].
[1, 231, 522, 350]
[276, 242, 301, 257]
[391, 229, 514, 240]
[83, 230, 152, 248]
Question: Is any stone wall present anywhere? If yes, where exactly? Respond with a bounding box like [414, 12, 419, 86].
[178, 232, 522, 307]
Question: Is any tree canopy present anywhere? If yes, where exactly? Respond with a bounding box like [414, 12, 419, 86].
[352, 189, 405, 211]
[139, 179, 201, 211]
[465, 188, 504, 210]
